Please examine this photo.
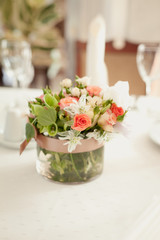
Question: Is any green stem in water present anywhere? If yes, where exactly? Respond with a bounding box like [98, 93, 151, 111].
[90, 151, 96, 165]
[70, 153, 82, 180]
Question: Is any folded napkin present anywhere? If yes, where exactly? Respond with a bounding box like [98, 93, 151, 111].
[86, 15, 108, 88]
[125, 196, 160, 240]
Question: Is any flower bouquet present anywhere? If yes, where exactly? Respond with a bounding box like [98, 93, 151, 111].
[20, 76, 130, 183]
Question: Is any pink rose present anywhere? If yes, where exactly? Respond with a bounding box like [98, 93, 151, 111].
[86, 86, 102, 97]
[59, 97, 78, 110]
[98, 109, 116, 132]
[37, 94, 44, 102]
[71, 114, 91, 131]
[105, 109, 117, 125]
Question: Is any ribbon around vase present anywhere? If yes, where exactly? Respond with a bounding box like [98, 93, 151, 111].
[20, 132, 104, 155]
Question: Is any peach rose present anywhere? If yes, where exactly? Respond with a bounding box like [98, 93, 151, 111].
[71, 114, 91, 131]
[98, 109, 116, 132]
[59, 97, 78, 110]
[111, 103, 124, 117]
[86, 86, 102, 97]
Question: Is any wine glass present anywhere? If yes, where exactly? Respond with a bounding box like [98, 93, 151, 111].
[136, 43, 160, 96]
[0, 39, 34, 88]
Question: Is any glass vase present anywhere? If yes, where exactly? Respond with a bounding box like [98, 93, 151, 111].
[36, 143, 104, 183]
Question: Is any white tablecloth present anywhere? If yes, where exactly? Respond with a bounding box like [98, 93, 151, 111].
[0, 87, 160, 240]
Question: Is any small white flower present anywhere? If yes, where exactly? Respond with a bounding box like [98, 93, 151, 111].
[64, 95, 90, 116]
[93, 96, 102, 106]
[86, 129, 111, 144]
[58, 130, 83, 152]
[60, 78, 72, 88]
[81, 88, 88, 95]
[86, 96, 95, 107]
[87, 96, 102, 107]
[76, 76, 90, 87]
[71, 87, 80, 97]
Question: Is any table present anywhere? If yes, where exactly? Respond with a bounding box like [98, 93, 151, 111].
[0, 87, 160, 240]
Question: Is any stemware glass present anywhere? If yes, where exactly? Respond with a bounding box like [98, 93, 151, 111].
[0, 39, 34, 88]
[136, 43, 160, 96]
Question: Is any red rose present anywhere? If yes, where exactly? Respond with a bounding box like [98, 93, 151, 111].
[71, 114, 91, 131]
[111, 103, 124, 117]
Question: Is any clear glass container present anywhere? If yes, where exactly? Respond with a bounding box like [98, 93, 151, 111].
[36, 144, 104, 183]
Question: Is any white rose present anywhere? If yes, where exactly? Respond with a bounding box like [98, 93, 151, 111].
[93, 96, 102, 106]
[76, 76, 90, 87]
[102, 81, 130, 110]
[71, 87, 80, 97]
[86, 96, 102, 107]
[86, 109, 94, 119]
[98, 112, 114, 132]
[81, 88, 88, 95]
[60, 78, 72, 88]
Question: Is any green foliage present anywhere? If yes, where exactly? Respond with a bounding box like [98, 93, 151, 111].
[44, 93, 58, 108]
[25, 122, 35, 141]
[117, 111, 128, 122]
[37, 107, 57, 126]
[42, 86, 52, 95]
[58, 110, 65, 120]
[38, 145, 104, 182]
[102, 99, 113, 107]
[58, 89, 65, 99]
[94, 106, 100, 115]
[64, 120, 74, 131]
[31, 105, 44, 116]
[0, 0, 59, 52]
[47, 123, 58, 136]
[0, 0, 14, 29]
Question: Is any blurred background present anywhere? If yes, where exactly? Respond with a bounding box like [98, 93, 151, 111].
[0, 0, 160, 95]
